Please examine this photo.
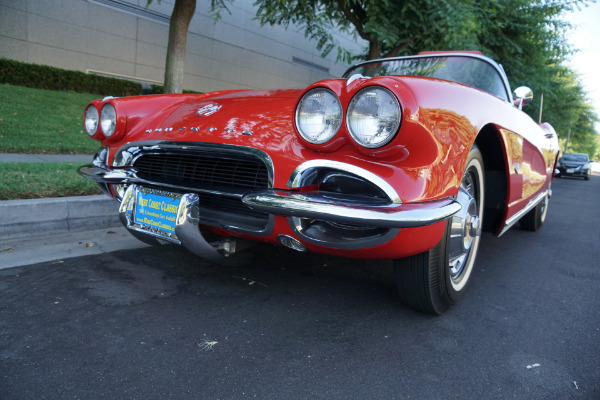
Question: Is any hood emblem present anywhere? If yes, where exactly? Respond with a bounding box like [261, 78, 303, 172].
[196, 103, 222, 117]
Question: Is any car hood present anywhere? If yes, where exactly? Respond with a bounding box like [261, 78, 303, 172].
[122, 88, 305, 154]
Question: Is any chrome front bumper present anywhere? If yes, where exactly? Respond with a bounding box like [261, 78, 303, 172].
[241, 189, 460, 228]
[79, 163, 461, 230]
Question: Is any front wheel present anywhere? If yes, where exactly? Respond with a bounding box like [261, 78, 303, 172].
[395, 145, 484, 314]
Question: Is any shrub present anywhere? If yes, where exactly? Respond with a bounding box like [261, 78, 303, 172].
[0, 58, 142, 96]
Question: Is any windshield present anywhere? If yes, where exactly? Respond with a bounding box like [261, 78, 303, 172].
[562, 153, 589, 162]
[344, 56, 509, 101]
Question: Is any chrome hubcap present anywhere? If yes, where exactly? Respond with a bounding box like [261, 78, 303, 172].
[448, 170, 481, 285]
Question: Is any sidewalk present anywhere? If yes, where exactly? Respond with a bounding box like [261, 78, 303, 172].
[0, 153, 149, 268]
[0, 153, 92, 163]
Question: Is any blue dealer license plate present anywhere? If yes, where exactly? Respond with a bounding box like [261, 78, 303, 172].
[134, 190, 181, 235]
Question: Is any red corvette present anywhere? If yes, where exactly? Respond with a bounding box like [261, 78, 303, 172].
[79, 51, 559, 314]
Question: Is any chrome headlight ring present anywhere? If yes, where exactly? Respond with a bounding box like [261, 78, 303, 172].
[100, 103, 117, 137]
[295, 88, 343, 144]
[84, 105, 99, 137]
[347, 86, 401, 148]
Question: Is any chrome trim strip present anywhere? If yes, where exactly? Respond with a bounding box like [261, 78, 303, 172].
[287, 159, 402, 204]
[242, 189, 460, 228]
[498, 190, 548, 236]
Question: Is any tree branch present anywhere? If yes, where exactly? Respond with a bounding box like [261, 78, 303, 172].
[382, 39, 414, 59]
[336, 0, 370, 41]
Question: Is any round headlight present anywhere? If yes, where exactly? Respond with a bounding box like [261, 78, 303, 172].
[84, 105, 99, 136]
[347, 87, 401, 148]
[295, 88, 342, 144]
[100, 103, 117, 137]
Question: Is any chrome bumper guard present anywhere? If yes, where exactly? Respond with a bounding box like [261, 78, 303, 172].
[242, 189, 461, 228]
[118, 185, 242, 264]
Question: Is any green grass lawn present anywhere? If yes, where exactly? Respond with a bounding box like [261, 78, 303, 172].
[0, 84, 104, 199]
[0, 162, 101, 200]
[0, 84, 100, 154]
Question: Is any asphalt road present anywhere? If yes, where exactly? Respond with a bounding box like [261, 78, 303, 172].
[1, 176, 599, 399]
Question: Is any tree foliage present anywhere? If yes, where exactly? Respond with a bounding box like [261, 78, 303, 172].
[255, 0, 482, 62]
[255, 0, 598, 157]
[474, 0, 598, 156]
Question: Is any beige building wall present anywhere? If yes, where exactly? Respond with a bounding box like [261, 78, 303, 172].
[0, 0, 365, 92]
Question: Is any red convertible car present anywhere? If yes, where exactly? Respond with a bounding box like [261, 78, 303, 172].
[79, 51, 559, 314]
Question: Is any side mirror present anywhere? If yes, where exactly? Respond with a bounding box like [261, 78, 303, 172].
[513, 86, 533, 110]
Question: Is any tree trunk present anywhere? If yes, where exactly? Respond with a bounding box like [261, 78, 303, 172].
[164, 0, 196, 94]
[367, 39, 381, 60]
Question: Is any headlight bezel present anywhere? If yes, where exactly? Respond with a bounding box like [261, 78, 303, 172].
[346, 86, 402, 149]
[295, 87, 343, 145]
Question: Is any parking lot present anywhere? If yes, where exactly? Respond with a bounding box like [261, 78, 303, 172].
[1, 176, 599, 399]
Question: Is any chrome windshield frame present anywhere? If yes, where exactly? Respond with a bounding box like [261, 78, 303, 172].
[342, 52, 512, 103]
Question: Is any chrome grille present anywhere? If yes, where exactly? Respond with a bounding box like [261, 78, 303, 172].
[129, 149, 271, 234]
[133, 153, 269, 190]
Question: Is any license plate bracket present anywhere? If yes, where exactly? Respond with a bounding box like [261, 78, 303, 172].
[133, 187, 182, 240]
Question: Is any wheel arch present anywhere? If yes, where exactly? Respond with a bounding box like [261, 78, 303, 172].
[474, 124, 508, 234]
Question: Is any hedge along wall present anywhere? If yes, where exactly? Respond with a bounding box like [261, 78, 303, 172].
[0, 58, 143, 96]
[0, 59, 202, 96]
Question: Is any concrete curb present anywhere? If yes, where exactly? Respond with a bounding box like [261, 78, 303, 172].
[0, 195, 121, 241]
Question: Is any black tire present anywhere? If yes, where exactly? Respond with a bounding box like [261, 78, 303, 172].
[520, 190, 549, 231]
[395, 145, 484, 314]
